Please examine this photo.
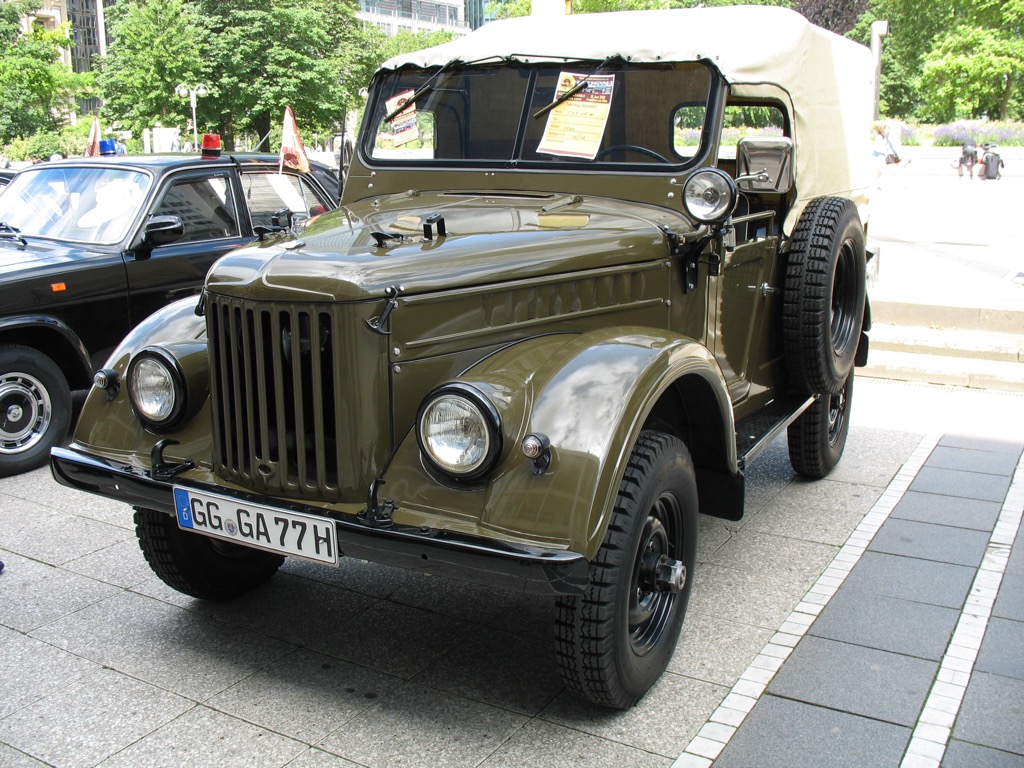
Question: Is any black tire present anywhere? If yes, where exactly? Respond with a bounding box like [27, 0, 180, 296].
[783, 197, 866, 396]
[554, 431, 698, 709]
[134, 507, 284, 600]
[0, 345, 72, 477]
[788, 371, 854, 478]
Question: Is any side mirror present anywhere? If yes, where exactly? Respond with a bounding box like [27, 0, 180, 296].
[735, 136, 794, 194]
[270, 207, 293, 229]
[143, 215, 185, 247]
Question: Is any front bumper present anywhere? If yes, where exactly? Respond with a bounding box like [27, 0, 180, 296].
[51, 446, 589, 595]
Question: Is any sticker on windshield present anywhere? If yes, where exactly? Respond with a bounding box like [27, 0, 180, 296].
[537, 72, 615, 160]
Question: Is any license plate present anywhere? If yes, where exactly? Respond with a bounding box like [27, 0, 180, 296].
[173, 487, 339, 566]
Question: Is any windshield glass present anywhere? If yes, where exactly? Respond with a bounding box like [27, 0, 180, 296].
[366, 60, 715, 168]
[1, 166, 151, 244]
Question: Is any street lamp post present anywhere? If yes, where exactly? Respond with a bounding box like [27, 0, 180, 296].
[175, 83, 208, 149]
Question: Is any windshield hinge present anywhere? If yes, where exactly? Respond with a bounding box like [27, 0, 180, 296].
[662, 225, 722, 293]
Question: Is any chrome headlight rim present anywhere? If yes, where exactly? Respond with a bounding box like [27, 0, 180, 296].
[416, 383, 503, 481]
[126, 346, 186, 429]
[682, 167, 739, 224]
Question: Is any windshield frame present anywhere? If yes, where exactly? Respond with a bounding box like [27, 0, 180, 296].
[1, 165, 154, 246]
[361, 59, 721, 174]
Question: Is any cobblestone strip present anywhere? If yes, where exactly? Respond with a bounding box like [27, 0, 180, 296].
[900, 451, 1024, 768]
[671, 433, 943, 768]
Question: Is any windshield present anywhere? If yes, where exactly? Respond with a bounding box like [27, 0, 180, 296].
[366, 60, 716, 169]
[0, 166, 152, 244]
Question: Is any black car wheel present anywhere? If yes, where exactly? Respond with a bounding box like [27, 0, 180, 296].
[555, 431, 698, 709]
[788, 371, 854, 478]
[0, 345, 72, 477]
[783, 197, 867, 396]
[134, 507, 285, 600]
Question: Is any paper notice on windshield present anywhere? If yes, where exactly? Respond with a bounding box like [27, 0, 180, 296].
[385, 89, 419, 147]
[537, 73, 615, 160]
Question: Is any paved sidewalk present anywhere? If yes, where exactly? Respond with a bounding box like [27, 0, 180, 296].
[678, 432, 1024, 768]
[1, 379, 1022, 768]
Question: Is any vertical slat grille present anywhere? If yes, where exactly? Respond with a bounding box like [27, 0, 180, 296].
[208, 296, 343, 500]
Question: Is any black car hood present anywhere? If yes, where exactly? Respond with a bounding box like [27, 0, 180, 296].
[0, 238, 109, 280]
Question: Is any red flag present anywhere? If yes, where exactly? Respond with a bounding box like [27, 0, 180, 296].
[85, 117, 101, 157]
[279, 106, 310, 174]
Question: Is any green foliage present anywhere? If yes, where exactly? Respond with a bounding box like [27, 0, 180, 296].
[852, 0, 1024, 121]
[0, 1, 87, 143]
[919, 26, 1024, 121]
[96, 0, 208, 138]
[1, 117, 96, 161]
[195, 0, 370, 149]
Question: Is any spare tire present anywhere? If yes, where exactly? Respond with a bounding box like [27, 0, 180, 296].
[783, 197, 866, 395]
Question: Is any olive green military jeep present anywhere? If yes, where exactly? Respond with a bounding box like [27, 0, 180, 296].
[53, 6, 875, 708]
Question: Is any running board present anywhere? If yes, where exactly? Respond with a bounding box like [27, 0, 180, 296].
[735, 395, 817, 471]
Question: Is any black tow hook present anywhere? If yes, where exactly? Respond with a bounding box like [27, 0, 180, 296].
[360, 478, 395, 528]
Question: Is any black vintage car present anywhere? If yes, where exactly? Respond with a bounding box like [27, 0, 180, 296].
[0, 149, 337, 476]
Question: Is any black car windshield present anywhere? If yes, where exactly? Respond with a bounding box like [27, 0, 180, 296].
[366, 60, 715, 168]
[1, 166, 152, 245]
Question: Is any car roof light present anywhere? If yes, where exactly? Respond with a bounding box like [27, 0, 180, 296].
[201, 133, 222, 159]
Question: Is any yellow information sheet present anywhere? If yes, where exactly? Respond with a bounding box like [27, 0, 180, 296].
[385, 89, 419, 147]
[537, 72, 616, 160]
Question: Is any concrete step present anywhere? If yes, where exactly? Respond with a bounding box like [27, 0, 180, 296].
[869, 323, 1024, 362]
[863, 300, 1024, 391]
[860, 349, 1024, 392]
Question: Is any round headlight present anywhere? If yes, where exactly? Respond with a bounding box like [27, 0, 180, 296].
[417, 386, 502, 480]
[682, 168, 738, 223]
[127, 349, 183, 428]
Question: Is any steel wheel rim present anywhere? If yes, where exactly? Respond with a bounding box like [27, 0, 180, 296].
[827, 385, 847, 446]
[830, 238, 859, 357]
[0, 372, 52, 455]
[629, 495, 681, 655]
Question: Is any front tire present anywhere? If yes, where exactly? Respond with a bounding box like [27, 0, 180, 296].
[788, 371, 854, 478]
[555, 431, 698, 708]
[134, 507, 284, 600]
[0, 345, 72, 477]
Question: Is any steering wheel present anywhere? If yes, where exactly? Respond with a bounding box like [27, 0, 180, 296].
[595, 144, 672, 163]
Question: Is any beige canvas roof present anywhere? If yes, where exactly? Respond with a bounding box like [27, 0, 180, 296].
[380, 6, 875, 226]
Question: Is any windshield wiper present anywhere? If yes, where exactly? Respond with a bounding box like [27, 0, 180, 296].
[384, 60, 458, 123]
[0, 221, 27, 247]
[532, 55, 619, 119]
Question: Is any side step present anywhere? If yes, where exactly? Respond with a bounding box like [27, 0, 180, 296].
[735, 395, 816, 471]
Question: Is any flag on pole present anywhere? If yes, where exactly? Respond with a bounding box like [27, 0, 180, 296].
[279, 106, 310, 174]
[85, 117, 101, 157]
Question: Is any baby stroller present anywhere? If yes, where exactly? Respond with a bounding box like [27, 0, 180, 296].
[979, 143, 1004, 180]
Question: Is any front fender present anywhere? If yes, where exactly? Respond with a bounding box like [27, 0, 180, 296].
[70, 296, 209, 463]
[0, 314, 93, 388]
[383, 327, 734, 560]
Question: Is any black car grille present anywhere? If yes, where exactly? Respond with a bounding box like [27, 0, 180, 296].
[208, 296, 346, 500]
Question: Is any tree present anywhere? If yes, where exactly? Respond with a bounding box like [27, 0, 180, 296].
[196, 0, 371, 150]
[0, 0, 85, 144]
[96, 0, 208, 139]
[851, 0, 1024, 119]
[919, 25, 1024, 120]
[795, 0, 868, 34]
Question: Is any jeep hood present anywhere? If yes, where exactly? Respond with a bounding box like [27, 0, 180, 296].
[205, 194, 682, 302]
